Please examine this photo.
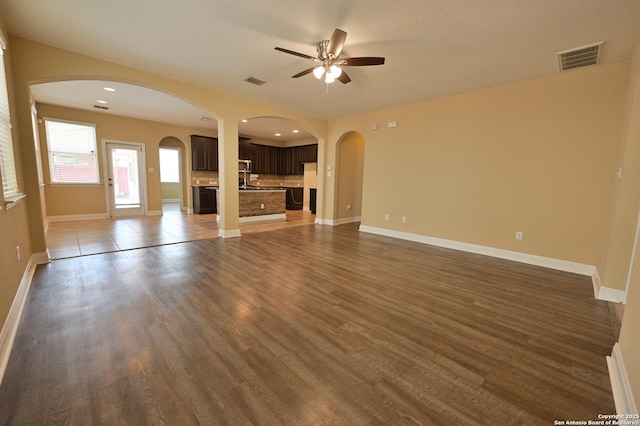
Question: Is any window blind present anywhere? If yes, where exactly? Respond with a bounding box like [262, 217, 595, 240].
[45, 119, 99, 184]
[0, 48, 20, 198]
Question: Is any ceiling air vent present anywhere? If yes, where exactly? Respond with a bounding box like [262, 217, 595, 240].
[93, 104, 109, 110]
[244, 76, 267, 86]
[557, 42, 604, 72]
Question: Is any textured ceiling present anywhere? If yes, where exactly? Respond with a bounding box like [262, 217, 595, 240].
[2, 0, 640, 138]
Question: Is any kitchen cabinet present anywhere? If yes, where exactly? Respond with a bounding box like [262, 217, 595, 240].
[191, 135, 218, 171]
[239, 137, 251, 160]
[247, 143, 318, 175]
[192, 186, 217, 214]
[297, 144, 318, 163]
[286, 187, 304, 210]
[309, 188, 317, 214]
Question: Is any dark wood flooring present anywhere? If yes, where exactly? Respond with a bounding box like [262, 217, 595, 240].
[0, 223, 618, 425]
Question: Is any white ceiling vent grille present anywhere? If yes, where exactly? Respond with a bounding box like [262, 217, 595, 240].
[557, 42, 604, 72]
[244, 76, 267, 86]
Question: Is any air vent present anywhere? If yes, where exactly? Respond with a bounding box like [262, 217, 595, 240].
[244, 76, 267, 86]
[93, 105, 109, 110]
[557, 42, 604, 72]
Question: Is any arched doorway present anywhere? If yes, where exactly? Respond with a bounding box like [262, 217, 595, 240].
[334, 131, 365, 224]
[159, 136, 187, 212]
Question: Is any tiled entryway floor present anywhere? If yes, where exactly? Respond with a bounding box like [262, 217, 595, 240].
[46, 203, 315, 259]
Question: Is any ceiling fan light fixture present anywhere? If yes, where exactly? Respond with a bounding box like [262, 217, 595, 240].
[313, 66, 325, 79]
[324, 73, 336, 84]
[329, 65, 342, 78]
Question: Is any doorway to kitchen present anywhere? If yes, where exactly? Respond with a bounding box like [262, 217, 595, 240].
[104, 140, 147, 217]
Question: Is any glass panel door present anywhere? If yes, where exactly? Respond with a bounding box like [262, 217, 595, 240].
[106, 142, 145, 217]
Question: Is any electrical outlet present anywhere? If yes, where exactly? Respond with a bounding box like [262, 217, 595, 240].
[402, 216, 407, 223]
[515, 231, 523, 240]
[384, 214, 389, 221]
[260, 203, 265, 209]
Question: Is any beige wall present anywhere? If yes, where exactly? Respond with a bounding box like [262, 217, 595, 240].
[610, 44, 640, 412]
[600, 45, 640, 292]
[0, 22, 33, 341]
[161, 183, 180, 201]
[327, 63, 628, 267]
[335, 132, 364, 220]
[37, 103, 218, 216]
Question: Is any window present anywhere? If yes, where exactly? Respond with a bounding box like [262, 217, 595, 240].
[0, 43, 20, 198]
[159, 147, 180, 183]
[45, 119, 99, 184]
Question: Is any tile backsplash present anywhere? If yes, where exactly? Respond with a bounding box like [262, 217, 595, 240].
[191, 170, 303, 187]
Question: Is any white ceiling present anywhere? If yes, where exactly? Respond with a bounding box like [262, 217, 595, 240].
[3, 0, 640, 139]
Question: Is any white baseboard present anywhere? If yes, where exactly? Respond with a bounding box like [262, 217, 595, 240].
[31, 250, 51, 265]
[162, 199, 180, 203]
[219, 228, 241, 238]
[358, 225, 597, 277]
[47, 213, 108, 222]
[239, 213, 286, 223]
[314, 216, 361, 226]
[591, 269, 627, 303]
[333, 216, 361, 225]
[0, 255, 39, 386]
[147, 210, 163, 217]
[607, 343, 638, 415]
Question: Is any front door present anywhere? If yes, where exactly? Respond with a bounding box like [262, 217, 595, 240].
[105, 141, 146, 217]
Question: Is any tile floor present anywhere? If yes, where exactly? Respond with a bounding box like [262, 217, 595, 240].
[46, 203, 315, 259]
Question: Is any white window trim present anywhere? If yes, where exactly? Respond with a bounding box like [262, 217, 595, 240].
[44, 117, 100, 185]
[0, 38, 25, 209]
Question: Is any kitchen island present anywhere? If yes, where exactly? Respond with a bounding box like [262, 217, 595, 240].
[238, 188, 286, 222]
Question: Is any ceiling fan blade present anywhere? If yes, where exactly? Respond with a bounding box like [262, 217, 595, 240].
[340, 57, 386, 66]
[327, 29, 347, 58]
[275, 47, 318, 61]
[292, 68, 315, 78]
[337, 71, 351, 84]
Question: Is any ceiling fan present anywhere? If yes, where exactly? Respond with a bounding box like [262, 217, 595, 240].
[275, 29, 385, 84]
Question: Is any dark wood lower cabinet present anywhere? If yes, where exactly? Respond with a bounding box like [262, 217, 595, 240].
[286, 187, 304, 210]
[309, 188, 317, 214]
[193, 187, 217, 214]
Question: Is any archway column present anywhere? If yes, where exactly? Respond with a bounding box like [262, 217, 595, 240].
[217, 119, 241, 237]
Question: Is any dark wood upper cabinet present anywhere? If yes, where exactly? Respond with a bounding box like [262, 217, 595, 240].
[239, 138, 251, 160]
[191, 135, 218, 171]
[243, 142, 318, 175]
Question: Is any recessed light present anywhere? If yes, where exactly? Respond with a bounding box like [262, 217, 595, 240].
[275, 133, 281, 137]
[104, 87, 116, 92]
[96, 100, 107, 104]
[293, 130, 299, 133]
[241, 119, 248, 123]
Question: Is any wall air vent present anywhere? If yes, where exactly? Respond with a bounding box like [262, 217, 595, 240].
[93, 105, 109, 110]
[244, 76, 267, 86]
[557, 41, 604, 72]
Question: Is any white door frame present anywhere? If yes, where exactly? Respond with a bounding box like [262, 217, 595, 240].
[102, 139, 148, 217]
